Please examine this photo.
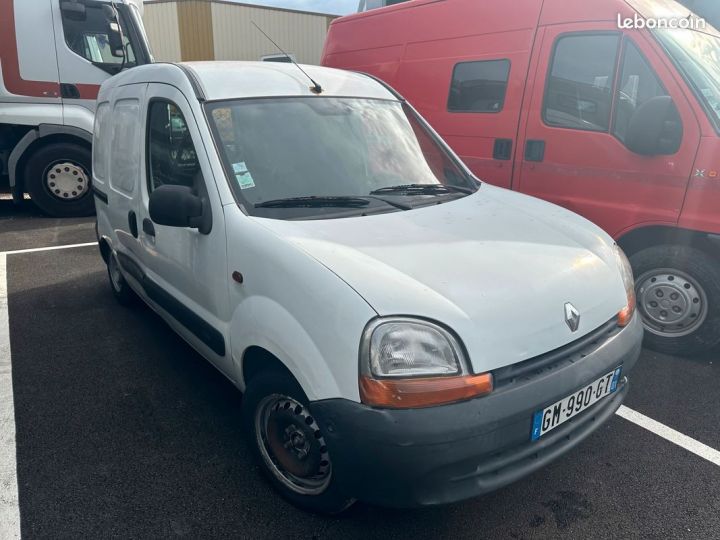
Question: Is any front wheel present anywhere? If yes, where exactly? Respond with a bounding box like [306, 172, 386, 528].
[24, 143, 95, 217]
[242, 371, 354, 514]
[630, 244, 720, 355]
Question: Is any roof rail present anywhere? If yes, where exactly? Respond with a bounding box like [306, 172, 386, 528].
[174, 64, 207, 102]
[352, 71, 405, 101]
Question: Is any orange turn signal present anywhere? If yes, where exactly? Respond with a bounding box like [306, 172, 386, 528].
[359, 373, 494, 409]
[618, 290, 637, 327]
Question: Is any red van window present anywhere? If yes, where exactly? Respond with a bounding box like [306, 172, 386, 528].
[543, 34, 620, 132]
[447, 60, 511, 113]
[612, 40, 669, 144]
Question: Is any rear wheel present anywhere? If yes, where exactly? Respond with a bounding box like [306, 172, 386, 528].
[24, 143, 95, 217]
[107, 251, 138, 306]
[630, 245, 720, 355]
[242, 370, 354, 514]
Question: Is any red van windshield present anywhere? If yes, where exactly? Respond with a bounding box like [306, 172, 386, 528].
[656, 28, 720, 131]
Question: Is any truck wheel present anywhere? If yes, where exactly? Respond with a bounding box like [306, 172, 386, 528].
[630, 245, 720, 355]
[107, 251, 138, 306]
[24, 143, 95, 217]
[242, 370, 355, 514]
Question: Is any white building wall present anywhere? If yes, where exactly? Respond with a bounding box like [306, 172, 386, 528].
[142, 2, 183, 63]
[211, 3, 332, 65]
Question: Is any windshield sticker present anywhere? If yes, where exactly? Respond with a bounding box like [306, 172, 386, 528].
[232, 161, 255, 190]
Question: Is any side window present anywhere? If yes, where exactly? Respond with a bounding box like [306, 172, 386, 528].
[60, 4, 137, 74]
[612, 40, 669, 143]
[93, 102, 110, 181]
[544, 34, 620, 131]
[147, 100, 202, 192]
[110, 99, 141, 195]
[448, 60, 510, 112]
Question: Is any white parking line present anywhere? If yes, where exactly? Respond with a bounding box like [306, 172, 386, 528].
[0, 254, 20, 539]
[1, 242, 97, 257]
[617, 405, 720, 467]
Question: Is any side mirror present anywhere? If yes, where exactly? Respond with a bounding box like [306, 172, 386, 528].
[624, 95, 683, 156]
[107, 20, 125, 58]
[149, 185, 212, 234]
[101, 5, 125, 57]
[60, 1, 86, 20]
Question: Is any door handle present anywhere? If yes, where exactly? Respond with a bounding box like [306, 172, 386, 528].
[524, 140, 546, 162]
[128, 211, 138, 238]
[142, 218, 156, 237]
[60, 83, 80, 99]
[493, 138, 513, 160]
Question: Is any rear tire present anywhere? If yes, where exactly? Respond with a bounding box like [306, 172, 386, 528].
[630, 244, 720, 355]
[24, 143, 95, 217]
[242, 370, 355, 514]
[107, 251, 138, 307]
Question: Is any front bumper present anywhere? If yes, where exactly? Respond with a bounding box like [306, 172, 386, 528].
[310, 314, 643, 508]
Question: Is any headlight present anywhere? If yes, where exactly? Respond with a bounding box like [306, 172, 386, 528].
[359, 318, 493, 408]
[614, 245, 636, 326]
[368, 320, 463, 377]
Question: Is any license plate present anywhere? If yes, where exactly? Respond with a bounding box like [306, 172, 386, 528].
[531, 367, 622, 441]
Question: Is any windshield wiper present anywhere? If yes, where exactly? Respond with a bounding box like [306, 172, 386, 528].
[254, 194, 414, 211]
[254, 196, 372, 209]
[369, 183, 476, 196]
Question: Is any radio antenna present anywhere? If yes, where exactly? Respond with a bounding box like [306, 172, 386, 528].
[251, 21, 323, 94]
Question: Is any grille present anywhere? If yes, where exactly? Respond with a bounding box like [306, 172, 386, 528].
[492, 318, 620, 390]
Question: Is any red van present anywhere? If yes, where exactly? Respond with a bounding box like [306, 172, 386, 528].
[322, 0, 720, 355]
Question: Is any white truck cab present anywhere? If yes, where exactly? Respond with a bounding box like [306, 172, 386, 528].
[0, 0, 151, 216]
[94, 61, 643, 512]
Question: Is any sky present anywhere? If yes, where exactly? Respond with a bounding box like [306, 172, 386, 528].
[240, 0, 358, 16]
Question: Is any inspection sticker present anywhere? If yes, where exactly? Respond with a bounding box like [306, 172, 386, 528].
[232, 162, 255, 189]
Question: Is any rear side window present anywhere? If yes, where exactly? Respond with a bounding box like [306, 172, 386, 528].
[544, 34, 620, 131]
[448, 60, 510, 112]
[109, 99, 141, 195]
[147, 100, 202, 193]
[93, 102, 110, 181]
[612, 40, 669, 143]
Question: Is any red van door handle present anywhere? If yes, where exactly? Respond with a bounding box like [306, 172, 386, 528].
[525, 140, 545, 162]
[493, 138, 513, 160]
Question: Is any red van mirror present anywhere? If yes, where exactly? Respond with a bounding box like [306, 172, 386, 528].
[624, 96, 683, 156]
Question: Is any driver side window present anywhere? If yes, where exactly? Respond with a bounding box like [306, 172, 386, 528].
[612, 40, 668, 143]
[60, 4, 136, 72]
[147, 100, 202, 193]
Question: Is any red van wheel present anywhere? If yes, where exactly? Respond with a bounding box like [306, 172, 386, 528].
[631, 245, 720, 355]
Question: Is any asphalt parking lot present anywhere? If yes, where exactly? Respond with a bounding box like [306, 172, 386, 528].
[1, 198, 719, 539]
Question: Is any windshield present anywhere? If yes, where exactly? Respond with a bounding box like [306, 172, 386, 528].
[206, 97, 477, 219]
[655, 27, 720, 130]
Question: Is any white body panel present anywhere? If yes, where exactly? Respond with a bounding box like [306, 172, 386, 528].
[15, 0, 59, 85]
[256, 186, 626, 373]
[95, 62, 630, 402]
[1, 0, 150, 126]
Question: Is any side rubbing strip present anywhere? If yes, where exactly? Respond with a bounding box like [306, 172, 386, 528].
[115, 252, 226, 356]
[93, 186, 109, 205]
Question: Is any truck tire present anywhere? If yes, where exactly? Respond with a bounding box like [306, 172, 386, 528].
[630, 244, 720, 355]
[24, 143, 95, 217]
[242, 370, 355, 514]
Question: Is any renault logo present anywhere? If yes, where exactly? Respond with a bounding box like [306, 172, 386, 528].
[564, 302, 580, 332]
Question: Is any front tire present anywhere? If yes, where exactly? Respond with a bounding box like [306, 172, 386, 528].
[630, 244, 720, 355]
[24, 143, 95, 217]
[242, 371, 354, 514]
